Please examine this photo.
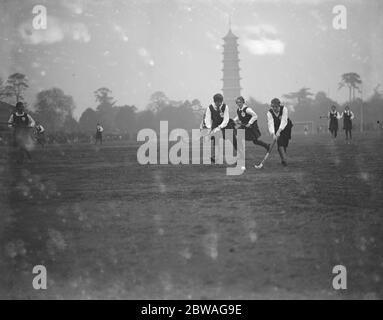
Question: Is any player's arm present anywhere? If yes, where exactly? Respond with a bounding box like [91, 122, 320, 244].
[350, 111, 355, 120]
[267, 111, 276, 138]
[218, 105, 230, 129]
[204, 106, 212, 129]
[246, 107, 258, 125]
[7, 114, 14, 128]
[27, 114, 36, 127]
[276, 107, 288, 136]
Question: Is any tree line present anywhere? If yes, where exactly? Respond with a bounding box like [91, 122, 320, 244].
[1, 72, 382, 137]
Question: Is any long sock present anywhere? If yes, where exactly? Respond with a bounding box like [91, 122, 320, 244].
[278, 146, 287, 163]
[253, 139, 269, 150]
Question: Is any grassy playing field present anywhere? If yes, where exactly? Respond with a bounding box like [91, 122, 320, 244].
[0, 132, 382, 299]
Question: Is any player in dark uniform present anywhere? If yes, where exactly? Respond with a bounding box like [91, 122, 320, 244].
[328, 105, 341, 139]
[233, 96, 270, 152]
[95, 123, 104, 145]
[340, 105, 354, 143]
[267, 98, 293, 166]
[8, 102, 36, 162]
[204, 93, 237, 163]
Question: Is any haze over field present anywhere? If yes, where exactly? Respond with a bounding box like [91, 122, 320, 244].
[1, 0, 382, 117]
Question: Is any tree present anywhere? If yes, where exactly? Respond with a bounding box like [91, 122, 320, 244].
[136, 109, 155, 132]
[114, 105, 137, 134]
[62, 116, 80, 133]
[370, 84, 382, 101]
[34, 88, 76, 132]
[311, 91, 339, 120]
[0, 77, 4, 100]
[282, 87, 314, 105]
[338, 72, 362, 103]
[79, 108, 99, 132]
[146, 91, 169, 113]
[94, 87, 116, 130]
[3, 73, 29, 103]
[94, 87, 116, 109]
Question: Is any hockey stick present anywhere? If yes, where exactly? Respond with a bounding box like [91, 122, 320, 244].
[254, 138, 278, 169]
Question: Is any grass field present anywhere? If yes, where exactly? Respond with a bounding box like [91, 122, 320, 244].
[0, 132, 382, 299]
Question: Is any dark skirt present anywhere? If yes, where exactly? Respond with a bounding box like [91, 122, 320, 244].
[343, 119, 352, 130]
[13, 128, 31, 148]
[329, 119, 338, 131]
[95, 132, 103, 140]
[239, 121, 261, 141]
[277, 121, 292, 149]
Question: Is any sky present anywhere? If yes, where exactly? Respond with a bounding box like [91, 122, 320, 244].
[0, 0, 382, 118]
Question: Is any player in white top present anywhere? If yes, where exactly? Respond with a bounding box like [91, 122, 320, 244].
[267, 98, 293, 166]
[35, 122, 46, 147]
[340, 105, 355, 143]
[95, 123, 104, 145]
[8, 102, 36, 162]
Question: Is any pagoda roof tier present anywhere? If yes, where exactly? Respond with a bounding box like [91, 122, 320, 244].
[223, 29, 238, 40]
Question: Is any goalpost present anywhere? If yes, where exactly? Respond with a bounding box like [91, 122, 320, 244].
[292, 121, 315, 134]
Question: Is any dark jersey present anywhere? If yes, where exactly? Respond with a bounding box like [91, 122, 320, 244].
[12, 112, 30, 128]
[237, 107, 252, 125]
[343, 112, 352, 122]
[329, 111, 338, 121]
[269, 106, 286, 132]
[329, 111, 339, 130]
[209, 104, 226, 129]
[343, 111, 352, 130]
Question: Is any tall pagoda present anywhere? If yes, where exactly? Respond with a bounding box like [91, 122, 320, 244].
[222, 26, 241, 112]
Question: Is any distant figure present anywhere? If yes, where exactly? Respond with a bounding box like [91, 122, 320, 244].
[340, 106, 355, 143]
[35, 122, 46, 147]
[267, 98, 293, 166]
[328, 105, 341, 139]
[233, 96, 270, 152]
[304, 125, 309, 135]
[8, 102, 36, 162]
[95, 123, 104, 145]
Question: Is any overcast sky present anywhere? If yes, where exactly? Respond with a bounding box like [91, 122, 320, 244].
[1, 0, 382, 117]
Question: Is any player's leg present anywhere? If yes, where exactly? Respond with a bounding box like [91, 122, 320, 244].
[278, 146, 287, 166]
[253, 138, 270, 151]
[210, 136, 216, 163]
[278, 133, 289, 166]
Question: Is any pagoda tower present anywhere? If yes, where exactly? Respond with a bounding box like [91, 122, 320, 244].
[222, 26, 241, 113]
